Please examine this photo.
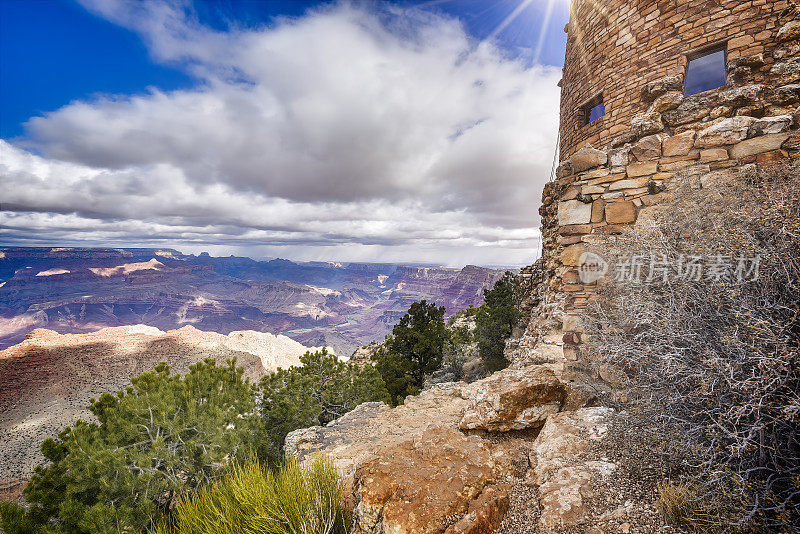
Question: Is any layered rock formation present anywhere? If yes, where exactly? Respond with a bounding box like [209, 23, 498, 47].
[0, 248, 504, 355]
[0, 325, 318, 480]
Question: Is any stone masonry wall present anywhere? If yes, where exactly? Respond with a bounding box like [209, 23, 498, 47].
[560, 0, 791, 158]
[511, 5, 800, 364]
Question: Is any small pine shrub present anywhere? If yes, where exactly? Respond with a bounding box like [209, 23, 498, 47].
[153, 455, 349, 534]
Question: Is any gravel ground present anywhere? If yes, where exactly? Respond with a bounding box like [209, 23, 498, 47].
[497, 412, 689, 534]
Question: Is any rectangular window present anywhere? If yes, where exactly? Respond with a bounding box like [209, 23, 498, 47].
[582, 94, 604, 125]
[685, 47, 727, 96]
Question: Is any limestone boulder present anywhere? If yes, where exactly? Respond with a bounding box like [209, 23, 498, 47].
[630, 134, 662, 161]
[626, 161, 658, 177]
[640, 74, 683, 102]
[777, 20, 800, 43]
[352, 425, 515, 534]
[459, 366, 588, 432]
[556, 160, 573, 179]
[662, 130, 696, 156]
[730, 132, 792, 159]
[283, 384, 525, 534]
[771, 59, 800, 85]
[695, 116, 757, 147]
[699, 148, 728, 163]
[445, 484, 510, 534]
[591, 199, 605, 223]
[608, 147, 630, 168]
[776, 41, 800, 60]
[783, 131, 800, 151]
[530, 407, 616, 530]
[558, 200, 593, 226]
[775, 84, 800, 105]
[608, 178, 649, 191]
[284, 425, 324, 458]
[727, 54, 765, 71]
[569, 144, 608, 172]
[749, 114, 793, 136]
[716, 84, 765, 106]
[611, 132, 637, 148]
[727, 56, 765, 85]
[649, 91, 683, 113]
[604, 201, 637, 224]
[662, 95, 712, 126]
[630, 111, 664, 138]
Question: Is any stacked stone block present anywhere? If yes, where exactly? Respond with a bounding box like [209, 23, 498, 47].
[560, 0, 793, 157]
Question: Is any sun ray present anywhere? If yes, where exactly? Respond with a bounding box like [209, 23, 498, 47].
[533, 0, 557, 63]
[486, 0, 536, 42]
[413, 0, 459, 9]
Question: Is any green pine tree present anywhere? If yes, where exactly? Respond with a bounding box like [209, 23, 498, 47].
[373, 300, 448, 405]
[259, 348, 389, 463]
[0, 359, 260, 534]
[475, 271, 521, 372]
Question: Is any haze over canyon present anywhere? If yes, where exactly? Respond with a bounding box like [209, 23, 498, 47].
[0, 247, 504, 355]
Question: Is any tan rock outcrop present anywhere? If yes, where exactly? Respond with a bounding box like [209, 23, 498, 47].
[662, 131, 696, 157]
[729, 132, 792, 158]
[749, 115, 793, 136]
[459, 366, 570, 432]
[605, 201, 637, 224]
[570, 144, 608, 173]
[353, 426, 514, 534]
[630, 134, 662, 161]
[695, 116, 757, 148]
[529, 407, 616, 530]
[284, 383, 521, 534]
[777, 20, 800, 43]
[558, 200, 593, 226]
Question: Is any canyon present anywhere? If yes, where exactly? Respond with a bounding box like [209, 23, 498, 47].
[0, 247, 505, 356]
[0, 246, 504, 491]
[0, 325, 320, 481]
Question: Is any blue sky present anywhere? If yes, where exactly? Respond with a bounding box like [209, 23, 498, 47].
[1, 1, 567, 138]
[0, 0, 567, 266]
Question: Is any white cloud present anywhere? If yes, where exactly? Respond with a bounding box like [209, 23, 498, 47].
[1, 1, 559, 266]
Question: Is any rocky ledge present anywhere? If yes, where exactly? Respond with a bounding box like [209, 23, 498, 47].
[286, 342, 681, 533]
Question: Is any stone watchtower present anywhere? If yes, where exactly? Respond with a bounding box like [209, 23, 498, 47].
[526, 0, 800, 357]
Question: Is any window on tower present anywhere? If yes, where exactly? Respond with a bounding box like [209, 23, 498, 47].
[582, 94, 605, 125]
[685, 47, 727, 96]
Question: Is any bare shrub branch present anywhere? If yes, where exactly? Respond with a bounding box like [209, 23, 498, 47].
[583, 163, 800, 530]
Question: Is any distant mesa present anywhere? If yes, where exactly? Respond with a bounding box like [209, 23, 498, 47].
[0, 247, 505, 354]
[89, 258, 165, 277]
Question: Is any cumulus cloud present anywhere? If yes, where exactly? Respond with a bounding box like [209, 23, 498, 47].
[1, 0, 560, 265]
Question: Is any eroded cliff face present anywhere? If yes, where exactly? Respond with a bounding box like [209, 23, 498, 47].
[0, 325, 319, 481]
